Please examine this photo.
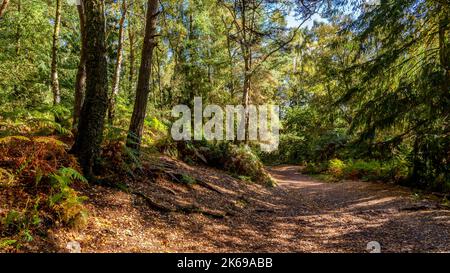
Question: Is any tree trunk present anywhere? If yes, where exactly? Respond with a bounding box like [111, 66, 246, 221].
[241, 32, 252, 143]
[242, 58, 251, 143]
[51, 0, 62, 118]
[73, 0, 87, 130]
[126, 0, 159, 152]
[225, 26, 235, 94]
[240, 0, 252, 143]
[0, 0, 10, 18]
[156, 51, 162, 105]
[71, 0, 109, 180]
[107, 0, 127, 124]
[128, 7, 135, 101]
[128, 25, 135, 100]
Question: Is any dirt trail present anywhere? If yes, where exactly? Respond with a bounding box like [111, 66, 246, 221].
[26, 163, 450, 253]
[266, 165, 450, 252]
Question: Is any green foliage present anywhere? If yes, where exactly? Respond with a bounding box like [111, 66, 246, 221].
[1, 197, 42, 244]
[179, 174, 197, 186]
[48, 168, 88, 228]
[0, 0, 78, 113]
[0, 168, 16, 187]
[160, 139, 276, 187]
[273, 103, 349, 164]
[0, 239, 18, 250]
[0, 106, 73, 137]
[223, 145, 276, 187]
[303, 162, 329, 175]
[237, 175, 252, 183]
[276, 1, 450, 192]
[328, 159, 346, 178]
[304, 158, 410, 184]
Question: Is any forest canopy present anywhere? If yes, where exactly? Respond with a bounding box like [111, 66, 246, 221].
[0, 0, 448, 190]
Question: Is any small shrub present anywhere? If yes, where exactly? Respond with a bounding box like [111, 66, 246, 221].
[103, 141, 143, 176]
[0, 135, 79, 180]
[224, 145, 276, 187]
[238, 175, 252, 183]
[161, 140, 276, 187]
[154, 135, 179, 158]
[343, 160, 384, 181]
[303, 162, 328, 174]
[328, 159, 346, 178]
[180, 174, 197, 186]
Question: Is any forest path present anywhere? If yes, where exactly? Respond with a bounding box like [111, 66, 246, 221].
[264, 165, 450, 252]
[37, 162, 450, 253]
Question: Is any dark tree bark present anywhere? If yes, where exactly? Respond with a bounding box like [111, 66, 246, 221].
[71, 0, 109, 180]
[0, 0, 10, 18]
[51, 0, 62, 119]
[73, 0, 87, 130]
[107, 0, 127, 124]
[126, 0, 159, 151]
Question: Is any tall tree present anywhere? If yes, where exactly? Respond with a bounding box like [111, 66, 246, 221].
[126, 0, 159, 151]
[128, 19, 135, 98]
[127, 1, 137, 101]
[0, 0, 9, 18]
[107, 0, 127, 124]
[220, 0, 295, 142]
[51, 0, 62, 119]
[71, 0, 109, 180]
[336, 0, 450, 186]
[74, 0, 87, 129]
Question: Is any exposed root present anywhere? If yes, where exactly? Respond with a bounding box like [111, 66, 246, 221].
[131, 190, 227, 219]
[143, 161, 224, 194]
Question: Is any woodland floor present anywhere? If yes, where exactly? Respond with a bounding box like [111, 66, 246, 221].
[18, 160, 450, 253]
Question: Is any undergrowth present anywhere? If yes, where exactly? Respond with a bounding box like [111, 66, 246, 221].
[0, 136, 88, 251]
[303, 158, 411, 184]
[156, 139, 276, 187]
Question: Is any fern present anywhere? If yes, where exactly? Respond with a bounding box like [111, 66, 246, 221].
[33, 136, 68, 148]
[0, 239, 18, 250]
[0, 168, 16, 187]
[48, 167, 88, 227]
[0, 135, 31, 144]
[56, 167, 88, 183]
[0, 105, 73, 137]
